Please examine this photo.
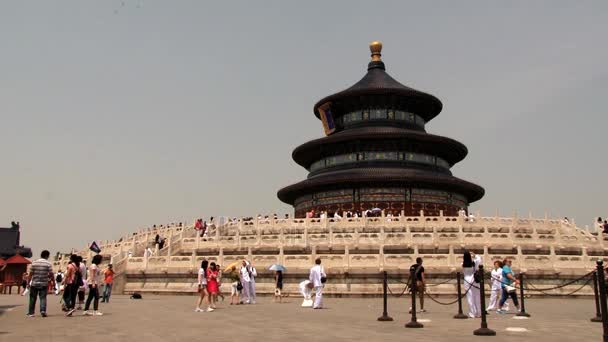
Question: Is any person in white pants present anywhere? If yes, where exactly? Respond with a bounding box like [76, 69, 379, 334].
[248, 262, 257, 304]
[239, 260, 251, 304]
[309, 258, 326, 309]
[463, 251, 481, 318]
[487, 260, 504, 311]
[299, 280, 313, 307]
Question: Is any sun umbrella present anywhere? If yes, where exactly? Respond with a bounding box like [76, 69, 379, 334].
[269, 264, 286, 272]
[371, 208, 382, 213]
[223, 261, 241, 272]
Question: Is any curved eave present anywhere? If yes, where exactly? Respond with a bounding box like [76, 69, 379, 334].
[291, 127, 468, 168]
[312, 68, 443, 122]
[313, 88, 443, 122]
[277, 167, 485, 205]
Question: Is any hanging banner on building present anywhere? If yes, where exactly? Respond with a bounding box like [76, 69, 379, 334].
[318, 102, 336, 136]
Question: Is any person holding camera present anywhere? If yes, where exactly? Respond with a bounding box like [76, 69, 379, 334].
[309, 258, 326, 309]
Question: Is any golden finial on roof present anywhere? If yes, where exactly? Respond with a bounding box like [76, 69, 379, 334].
[370, 41, 383, 62]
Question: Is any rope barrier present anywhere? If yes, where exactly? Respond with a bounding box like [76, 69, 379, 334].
[383, 268, 594, 301]
[387, 283, 410, 297]
[424, 285, 471, 306]
[486, 269, 594, 292]
[425, 277, 456, 287]
[387, 275, 410, 285]
[526, 276, 594, 296]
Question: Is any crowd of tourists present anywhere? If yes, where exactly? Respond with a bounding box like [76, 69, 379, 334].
[24, 251, 115, 318]
[407, 252, 520, 318]
[193, 257, 327, 312]
[20, 248, 551, 321]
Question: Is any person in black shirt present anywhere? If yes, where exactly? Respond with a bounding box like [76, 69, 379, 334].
[274, 270, 283, 303]
[409, 257, 426, 313]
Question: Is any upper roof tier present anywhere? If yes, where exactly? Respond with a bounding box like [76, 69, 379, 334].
[313, 41, 443, 123]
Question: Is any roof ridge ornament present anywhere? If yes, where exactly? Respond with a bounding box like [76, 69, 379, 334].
[370, 41, 382, 61]
[368, 41, 385, 70]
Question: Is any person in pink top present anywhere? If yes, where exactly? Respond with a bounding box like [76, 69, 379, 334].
[206, 262, 219, 310]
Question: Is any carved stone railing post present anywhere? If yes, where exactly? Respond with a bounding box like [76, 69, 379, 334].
[448, 245, 455, 267]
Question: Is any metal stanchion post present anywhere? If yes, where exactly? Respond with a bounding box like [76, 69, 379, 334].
[405, 266, 423, 328]
[516, 273, 530, 317]
[378, 271, 393, 321]
[596, 261, 608, 342]
[454, 271, 468, 319]
[474, 265, 496, 336]
[592, 271, 602, 322]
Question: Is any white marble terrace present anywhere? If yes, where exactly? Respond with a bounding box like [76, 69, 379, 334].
[54, 212, 605, 296]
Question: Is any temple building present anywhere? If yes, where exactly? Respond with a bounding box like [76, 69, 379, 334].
[278, 42, 484, 217]
[0, 222, 31, 259]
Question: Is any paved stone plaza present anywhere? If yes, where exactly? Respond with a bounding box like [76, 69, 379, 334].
[0, 293, 603, 342]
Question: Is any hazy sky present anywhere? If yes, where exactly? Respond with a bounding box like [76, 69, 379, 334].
[1, 1, 607, 256]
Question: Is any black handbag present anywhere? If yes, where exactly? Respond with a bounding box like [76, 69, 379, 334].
[474, 270, 481, 283]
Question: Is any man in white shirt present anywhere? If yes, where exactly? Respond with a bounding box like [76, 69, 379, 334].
[309, 258, 326, 309]
[239, 260, 251, 304]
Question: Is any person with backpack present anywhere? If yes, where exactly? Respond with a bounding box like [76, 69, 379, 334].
[408, 257, 426, 313]
[63, 254, 82, 316]
[83, 254, 103, 316]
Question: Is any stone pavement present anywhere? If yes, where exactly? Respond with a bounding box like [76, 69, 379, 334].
[0, 293, 603, 342]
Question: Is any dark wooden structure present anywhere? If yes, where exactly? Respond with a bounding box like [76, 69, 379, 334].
[0, 222, 32, 259]
[278, 42, 484, 217]
[0, 254, 30, 294]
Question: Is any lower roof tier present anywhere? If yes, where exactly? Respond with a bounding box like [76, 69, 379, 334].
[277, 167, 485, 205]
[292, 126, 468, 168]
